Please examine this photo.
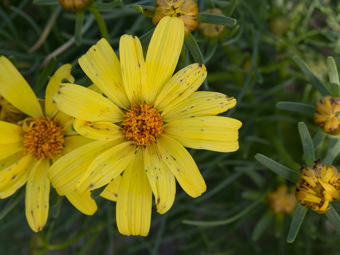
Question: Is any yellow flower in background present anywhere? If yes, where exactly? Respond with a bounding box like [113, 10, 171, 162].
[49, 16, 242, 236]
[0, 57, 97, 232]
[153, 0, 198, 34]
[314, 96, 340, 135]
[267, 185, 296, 214]
[296, 161, 340, 214]
[58, 0, 93, 11]
[198, 9, 225, 38]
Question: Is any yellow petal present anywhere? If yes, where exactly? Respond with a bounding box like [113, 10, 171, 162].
[54, 111, 76, 135]
[145, 16, 185, 103]
[73, 119, 123, 141]
[0, 56, 43, 117]
[25, 159, 50, 232]
[144, 144, 176, 214]
[77, 142, 136, 193]
[165, 116, 242, 152]
[45, 64, 75, 118]
[162, 92, 236, 121]
[100, 175, 122, 202]
[116, 150, 152, 236]
[53, 84, 123, 122]
[0, 121, 23, 144]
[65, 190, 97, 215]
[61, 135, 92, 156]
[48, 140, 114, 195]
[297, 190, 321, 203]
[157, 135, 206, 198]
[0, 142, 23, 161]
[78, 38, 129, 109]
[154, 64, 206, 111]
[119, 35, 147, 104]
[0, 155, 33, 198]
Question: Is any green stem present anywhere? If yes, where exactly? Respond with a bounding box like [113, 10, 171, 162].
[88, 7, 109, 40]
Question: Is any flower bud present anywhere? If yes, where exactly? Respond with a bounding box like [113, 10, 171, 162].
[198, 9, 224, 38]
[314, 96, 340, 135]
[58, 0, 93, 12]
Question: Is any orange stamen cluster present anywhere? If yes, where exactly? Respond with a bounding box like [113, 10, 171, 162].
[24, 117, 64, 159]
[122, 104, 163, 146]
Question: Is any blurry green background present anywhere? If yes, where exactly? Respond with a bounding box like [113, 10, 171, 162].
[1, 0, 340, 254]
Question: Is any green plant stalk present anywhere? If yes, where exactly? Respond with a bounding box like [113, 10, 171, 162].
[88, 7, 109, 40]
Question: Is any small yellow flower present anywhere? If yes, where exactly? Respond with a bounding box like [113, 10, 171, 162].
[267, 185, 297, 214]
[58, 0, 93, 11]
[0, 57, 97, 232]
[296, 161, 340, 214]
[198, 9, 225, 38]
[49, 17, 242, 236]
[314, 96, 340, 135]
[153, 0, 198, 34]
[0, 96, 25, 123]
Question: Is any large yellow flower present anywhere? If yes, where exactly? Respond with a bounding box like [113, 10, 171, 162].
[49, 16, 242, 236]
[0, 57, 97, 232]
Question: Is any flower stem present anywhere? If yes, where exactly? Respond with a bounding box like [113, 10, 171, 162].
[88, 7, 109, 40]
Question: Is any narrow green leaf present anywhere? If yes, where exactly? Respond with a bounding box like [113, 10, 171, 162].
[33, 0, 58, 5]
[32, 57, 57, 97]
[198, 13, 237, 27]
[298, 122, 315, 166]
[293, 56, 330, 96]
[313, 129, 325, 148]
[287, 203, 308, 243]
[327, 57, 340, 96]
[184, 33, 204, 64]
[93, 0, 122, 11]
[255, 154, 299, 182]
[325, 205, 340, 236]
[75, 11, 84, 46]
[0, 188, 24, 220]
[276, 101, 315, 116]
[251, 213, 272, 241]
[323, 137, 340, 165]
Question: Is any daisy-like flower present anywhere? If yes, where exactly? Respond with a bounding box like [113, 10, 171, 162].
[49, 16, 242, 236]
[0, 57, 97, 232]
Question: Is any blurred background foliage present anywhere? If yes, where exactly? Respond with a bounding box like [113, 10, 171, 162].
[1, 0, 340, 254]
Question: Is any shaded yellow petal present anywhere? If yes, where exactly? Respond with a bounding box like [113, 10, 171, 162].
[100, 175, 122, 202]
[0, 155, 33, 198]
[53, 84, 123, 122]
[154, 64, 206, 111]
[61, 135, 92, 156]
[0, 152, 22, 169]
[48, 140, 114, 195]
[65, 190, 97, 215]
[0, 56, 43, 117]
[45, 64, 75, 118]
[145, 16, 185, 103]
[0, 143, 23, 161]
[54, 111, 76, 135]
[119, 35, 147, 104]
[25, 159, 50, 232]
[165, 116, 242, 152]
[78, 38, 129, 108]
[157, 135, 206, 198]
[162, 92, 236, 121]
[144, 144, 176, 214]
[78, 142, 136, 193]
[0, 121, 23, 144]
[73, 119, 123, 141]
[116, 150, 152, 236]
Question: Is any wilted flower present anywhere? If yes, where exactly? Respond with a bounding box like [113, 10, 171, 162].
[314, 96, 340, 135]
[268, 185, 297, 214]
[296, 160, 340, 214]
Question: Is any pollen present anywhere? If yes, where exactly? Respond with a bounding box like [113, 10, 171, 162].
[23, 117, 64, 159]
[122, 104, 163, 146]
[296, 161, 340, 214]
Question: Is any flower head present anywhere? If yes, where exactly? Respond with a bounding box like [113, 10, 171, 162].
[50, 16, 241, 236]
[314, 96, 340, 135]
[267, 185, 297, 214]
[153, 0, 198, 34]
[296, 161, 340, 214]
[58, 0, 93, 11]
[0, 57, 96, 232]
[198, 8, 225, 38]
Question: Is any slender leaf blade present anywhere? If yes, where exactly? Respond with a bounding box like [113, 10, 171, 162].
[276, 101, 315, 116]
[298, 122, 315, 165]
[287, 203, 308, 243]
[198, 13, 237, 27]
[184, 32, 204, 64]
[325, 205, 340, 236]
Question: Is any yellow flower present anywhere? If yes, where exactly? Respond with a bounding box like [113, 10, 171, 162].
[0, 96, 25, 123]
[296, 161, 340, 214]
[49, 17, 242, 236]
[198, 9, 225, 38]
[58, 0, 93, 11]
[153, 0, 198, 34]
[0, 57, 97, 232]
[267, 185, 297, 214]
[314, 96, 340, 135]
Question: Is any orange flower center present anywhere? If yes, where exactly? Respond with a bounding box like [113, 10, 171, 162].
[24, 117, 64, 159]
[122, 104, 163, 146]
